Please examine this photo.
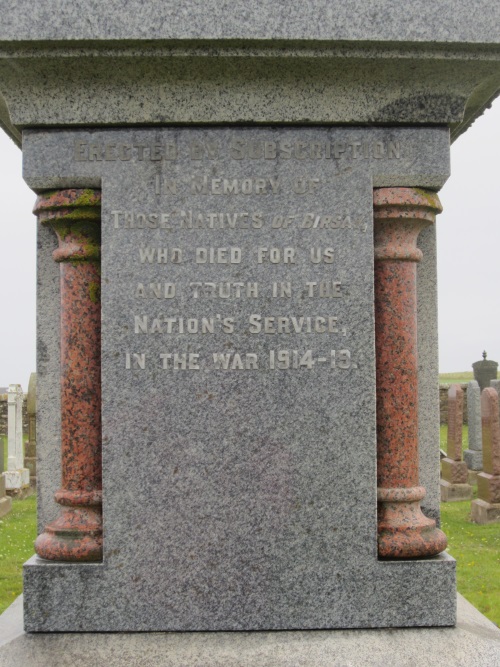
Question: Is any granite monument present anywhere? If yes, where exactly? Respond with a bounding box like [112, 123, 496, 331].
[1, 1, 500, 661]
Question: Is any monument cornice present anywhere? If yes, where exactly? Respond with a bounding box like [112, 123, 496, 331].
[0, 40, 500, 146]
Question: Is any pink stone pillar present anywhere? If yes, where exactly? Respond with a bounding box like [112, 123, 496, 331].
[374, 187, 447, 558]
[33, 189, 103, 561]
[441, 385, 469, 490]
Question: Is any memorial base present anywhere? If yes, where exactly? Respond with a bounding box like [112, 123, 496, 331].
[0, 497, 11, 518]
[440, 480, 473, 502]
[23, 553, 456, 631]
[464, 450, 483, 471]
[2, 470, 29, 496]
[467, 470, 479, 486]
[0, 477, 11, 518]
[0, 478, 11, 517]
[1, 595, 500, 667]
[471, 499, 500, 524]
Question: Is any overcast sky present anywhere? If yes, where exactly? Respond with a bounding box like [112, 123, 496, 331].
[0, 102, 499, 390]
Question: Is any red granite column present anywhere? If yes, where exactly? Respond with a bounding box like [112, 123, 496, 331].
[34, 189, 102, 561]
[374, 187, 447, 558]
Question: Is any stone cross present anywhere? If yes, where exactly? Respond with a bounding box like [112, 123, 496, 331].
[471, 387, 500, 523]
[440, 384, 472, 501]
[464, 380, 483, 471]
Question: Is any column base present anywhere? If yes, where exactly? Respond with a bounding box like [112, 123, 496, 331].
[377, 487, 447, 558]
[34, 506, 103, 562]
[471, 498, 500, 524]
[440, 479, 473, 502]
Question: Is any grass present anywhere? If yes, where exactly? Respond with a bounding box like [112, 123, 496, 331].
[440, 423, 500, 626]
[441, 499, 500, 626]
[0, 495, 37, 614]
[439, 371, 474, 385]
[439, 371, 500, 386]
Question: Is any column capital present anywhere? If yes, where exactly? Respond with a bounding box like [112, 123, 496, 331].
[373, 187, 442, 262]
[33, 189, 101, 263]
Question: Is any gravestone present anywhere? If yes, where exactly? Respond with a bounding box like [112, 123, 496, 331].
[489, 379, 500, 418]
[3, 385, 29, 495]
[471, 388, 500, 524]
[0, 441, 12, 518]
[1, 0, 500, 658]
[472, 352, 498, 392]
[464, 380, 483, 473]
[440, 385, 473, 502]
[24, 373, 37, 488]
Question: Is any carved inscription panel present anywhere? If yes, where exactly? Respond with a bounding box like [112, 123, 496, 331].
[98, 129, 379, 574]
[95, 130, 389, 377]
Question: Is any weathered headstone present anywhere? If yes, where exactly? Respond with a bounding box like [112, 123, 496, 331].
[464, 380, 483, 473]
[489, 378, 500, 419]
[24, 373, 37, 488]
[472, 352, 498, 392]
[2, 384, 29, 495]
[471, 387, 500, 524]
[0, 440, 12, 517]
[440, 385, 473, 502]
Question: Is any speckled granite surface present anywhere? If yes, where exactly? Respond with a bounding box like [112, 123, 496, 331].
[23, 126, 455, 631]
[1, 2, 500, 144]
[1, 595, 500, 666]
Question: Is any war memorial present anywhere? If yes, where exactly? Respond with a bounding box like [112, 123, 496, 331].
[0, 1, 499, 664]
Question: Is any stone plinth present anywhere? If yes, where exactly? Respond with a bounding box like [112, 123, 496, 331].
[441, 385, 472, 502]
[471, 387, 500, 524]
[22, 126, 455, 631]
[3, 595, 500, 667]
[0, 475, 12, 518]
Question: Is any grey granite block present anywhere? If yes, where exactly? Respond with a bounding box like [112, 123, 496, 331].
[464, 449, 483, 471]
[1, 3, 500, 144]
[2, 1, 500, 43]
[467, 380, 482, 453]
[22, 126, 454, 631]
[2, 594, 500, 667]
